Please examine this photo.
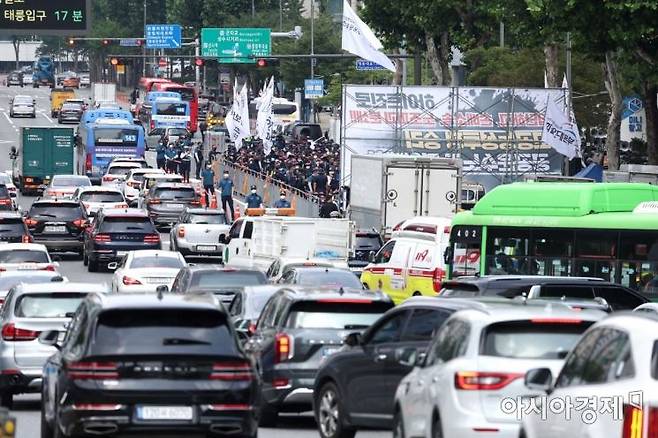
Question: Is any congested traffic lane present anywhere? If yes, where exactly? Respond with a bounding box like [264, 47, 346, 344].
[0, 86, 384, 438]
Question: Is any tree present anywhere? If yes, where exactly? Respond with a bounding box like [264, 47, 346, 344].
[10, 36, 31, 70]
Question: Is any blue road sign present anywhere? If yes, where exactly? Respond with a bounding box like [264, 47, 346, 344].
[120, 38, 141, 47]
[145, 24, 182, 49]
[304, 79, 324, 99]
[355, 59, 384, 71]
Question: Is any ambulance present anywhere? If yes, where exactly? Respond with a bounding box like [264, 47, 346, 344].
[360, 216, 451, 304]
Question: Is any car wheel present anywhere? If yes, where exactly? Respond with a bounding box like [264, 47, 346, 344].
[0, 392, 12, 409]
[75, 249, 84, 261]
[41, 402, 54, 438]
[315, 382, 355, 438]
[88, 257, 99, 272]
[83, 250, 88, 266]
[432, 412, 443, 438]
[392, 409, 405, 438]
[259, 402, 278, 427]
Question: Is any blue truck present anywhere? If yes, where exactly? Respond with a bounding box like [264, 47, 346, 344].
[32, 56, 55, 88]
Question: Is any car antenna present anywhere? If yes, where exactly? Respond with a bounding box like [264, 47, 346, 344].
[339, 286, 345, 295]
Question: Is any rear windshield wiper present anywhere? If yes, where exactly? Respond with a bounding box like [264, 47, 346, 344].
[343, 324, 370, 330]
[35, 213, 56, 218]
[162, 338, 211, 346]
[124, 226, 146, 230]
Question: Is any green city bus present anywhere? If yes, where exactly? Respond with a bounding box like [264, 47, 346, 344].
[447, 182, 658, 296]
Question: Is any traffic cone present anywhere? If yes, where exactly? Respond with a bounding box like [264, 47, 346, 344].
[210, 193, 218, 209]
[200, 190, 207, 207]
[234, 204, 241, 220]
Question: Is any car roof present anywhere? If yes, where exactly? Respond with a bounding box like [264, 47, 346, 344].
[276, 286, 391, 303]
[128, 249, 182, 258]
[16, 282, 108, 294]
[146, 174, 182, 179]
[292, 267, 353, 274]
[0, 270, 61, 279]
[129, 168, 163, 175]
[90, 292, 222, 312]
[242, 285, 284, 295]
[0, 243, 47, 251]
[152, 182, 194, 189]
[99, 208, 149, 217]
[33, 197, 80, 204]
[0, 212, 22, 219]
[76, 186, 122, 193]
[108, 162, 141, 168]
[185, 208, 224, 215]
[186, 265, 262, 274]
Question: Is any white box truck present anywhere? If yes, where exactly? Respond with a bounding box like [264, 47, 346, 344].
[223, 215, 355, 272]
[92, 82, 117, 104]
[349, 155, 462, 234]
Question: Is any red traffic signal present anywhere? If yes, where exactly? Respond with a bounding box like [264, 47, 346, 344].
[67, 38, 75, 46]
[195, 57, 204, 67]
[102, 39, 110, 46]
[256, 58, 279, 68]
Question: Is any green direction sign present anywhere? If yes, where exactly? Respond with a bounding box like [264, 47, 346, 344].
[201, 28, 271, 64]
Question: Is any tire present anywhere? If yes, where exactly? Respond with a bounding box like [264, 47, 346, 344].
[75, 249, 84, 261]
[412, 291, 422, 297]
[392, 409, 405, 438]
[0, 392, 12, 409]
[315, 382, 355, 438]
[432, 412, 443, 438]
[83, 250, 88, 266]
[88, 257, 99, 272]
[41, 403, 54, 438]
[259, 402, 278, 427]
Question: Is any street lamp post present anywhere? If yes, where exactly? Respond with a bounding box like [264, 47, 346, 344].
[142, 0, 147, 76]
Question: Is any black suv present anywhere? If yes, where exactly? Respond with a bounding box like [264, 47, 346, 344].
[24, 198, 88, 256]
[83, 208, 160, 272]
[244, 287, 394, 426]
[313, 297, 482, 437]
[167, 266, 268, 305]
[0, 212, 31, 243]
[145, 183, 200, 228]
[348, 230, 384, 275]
[39, 292, 259, 438]
[439, 275, 649, 311]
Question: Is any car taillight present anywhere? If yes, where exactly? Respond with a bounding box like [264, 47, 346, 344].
[623, 404, 644, 438]
[72, 218, 87, 229]
[85, 155, 92, 172]
[433, 267, 445, 292]
[150, 120, 155, 130]
[144, 234, 160, 244]
[0, 199, 11, 206]
[454, 371, 523, 391]
[102, 175, 115, 182]
[21, 234, 32, 243]
[94, 233, 111, 243]
[1, 323, 40, 341]
[41, 265, 56, 271]
[178, 226, 185, 238]
[275, 333, 293, 363]
[190, 200, 200, 206]
[128, 181, 141, 188]
[66, 361, 119, 380]
[24, 218, 38, 227]
[210, 361, 253, 381]
[147, 199, 160, 205]
[116, 203, 128, 208]
[122, 276, 142, 285]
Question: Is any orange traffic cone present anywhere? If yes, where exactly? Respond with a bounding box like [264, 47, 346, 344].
[200, 190, 207, 207]
[210, 193, 218, 209]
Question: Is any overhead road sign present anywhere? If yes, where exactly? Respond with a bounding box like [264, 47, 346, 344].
[0, 0, 91, 35]
[355, 59, 385, 71]
[201, 28, 271, 64]
[304, 79, 324, 99]
[145, 24, 181, 49]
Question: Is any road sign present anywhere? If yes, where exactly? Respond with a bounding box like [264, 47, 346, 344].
[120, 38, 141, 47]
[158, 58, 168, 67]
[201, 28, 271, 64]
[355, 59, 385, 71]
[145, 24, 182, 49]
[304, 79, 324, 99]
[0, 0, 90, 35]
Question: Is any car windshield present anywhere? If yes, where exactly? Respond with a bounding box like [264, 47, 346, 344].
[295, 270, 363, 288]
[0, 250, 49, 263]
[29, 203, 84, 220]
[482, 321, 593, 359]
[0, 175, 11, 185]
[245, 293, 277, 318]
[52, 176, 90, 187]
[0, 186, 9, 197]
[62, 104, 81, 111]
[191, 271, 267, 290]
[0, 220, 26, 234]
[0, 274, 58, 291]
[14, 98, 32, 104]
[188, 214, 226, 225]
[14, 293, 86, 318]
[154, 188, 196, 200]
[356, 235, 382, 249]
[79, 192, 124, 202]
[286, 301, 392, 329]
[130, 256, 184, 269]
[93, 309, 239, 355]
[108, 166, 138, 176]
[168, 128, 188, 136]
[100, 217, 156, 233]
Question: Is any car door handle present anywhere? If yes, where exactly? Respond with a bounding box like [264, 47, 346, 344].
[374, 353, 387, 362]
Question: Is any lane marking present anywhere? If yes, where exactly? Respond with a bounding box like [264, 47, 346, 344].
[39, 111, 54, 124]
[2, 111, 14, 126]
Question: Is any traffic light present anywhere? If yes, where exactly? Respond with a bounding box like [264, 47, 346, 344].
[194, 57, 204, 67]
[102, 39, 110, 46]
[67, 37, 75, 46]
[256, 58, 279, 68]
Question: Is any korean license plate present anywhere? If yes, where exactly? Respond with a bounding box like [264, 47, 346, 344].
[196, 245, 217, 252]
[322, 347, 341, 358]
[167, 203, 183, 208]
[136, 406, 193, 421]
[45, 225, 66, 233]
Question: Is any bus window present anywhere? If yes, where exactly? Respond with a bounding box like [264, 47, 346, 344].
[450, 226, 481, 277]
[574, 231, 617, 281]
[533, 229, 574, 276]
[487, 228, 530, 275]
[619, 232, 658, 297]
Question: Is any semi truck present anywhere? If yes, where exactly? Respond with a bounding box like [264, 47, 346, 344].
[31, 56, 55, 88]
[12, 127, 75, 195]
[349, 155, 463, 235]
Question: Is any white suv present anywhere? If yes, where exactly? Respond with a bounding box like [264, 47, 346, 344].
[393, 300, 606, 438]
[521, 313, 658, 438]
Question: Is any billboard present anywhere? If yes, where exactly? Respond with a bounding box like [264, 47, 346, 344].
[0, 0, 90, 34]
[341, 85, 568, 190]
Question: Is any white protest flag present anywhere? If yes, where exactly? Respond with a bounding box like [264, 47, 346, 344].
[256, 77, 275, 155]
[341, 0, 395, 72]
[542, 94, 580, 159]
[226, 81, 251, 148]
[562, 73, 577, 124]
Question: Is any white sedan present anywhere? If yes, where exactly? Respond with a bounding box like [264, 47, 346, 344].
[110, 250, 186, 293]
[73, 186, 127, 216]
[0, 243, 59, 272]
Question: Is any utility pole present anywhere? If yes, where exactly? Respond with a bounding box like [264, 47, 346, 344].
[499, 22, 505, 48]
[566, 32, 572, 93]
[142, 0, 147, 76]
[251, 0, 255, 18]
[310, 0, 315, 78]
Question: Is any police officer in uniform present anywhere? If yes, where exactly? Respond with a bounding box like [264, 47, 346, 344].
[245, 185, 263, 209]
[274, 191, 291, 208]
[179, 147, 191, 182]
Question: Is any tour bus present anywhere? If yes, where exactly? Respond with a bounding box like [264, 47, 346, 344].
[77, 119, 145, 184]
[151, 82, 198, 132]
[249, 96, 300, 130]
[138, 92, 182, 128]
[446, 181, 658, 298]
[149, 97, 190, 131]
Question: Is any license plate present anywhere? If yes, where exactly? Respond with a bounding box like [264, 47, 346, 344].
[116, 251, 127, 257]
[322, 347, 341, 358]
[136, 406, 193, 421]
[196, 245, 217, 251]
[167, 203, 183, 208]
[45, 225, 66, 233]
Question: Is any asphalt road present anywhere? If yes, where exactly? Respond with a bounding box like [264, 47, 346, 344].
[0, 84, 384, 438]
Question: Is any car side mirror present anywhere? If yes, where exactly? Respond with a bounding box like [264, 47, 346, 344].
[368, 251, 376, 263]
[224, 236, 231, 244]
[443, 246, 453, 265]
[218, 235, 227, 244]
[107, 262, 118, 270]
[38, 330, 61, 350]
[524, 368, 553, 394]
[343, 332, 362, 347]
[156, 285, 169, 294]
